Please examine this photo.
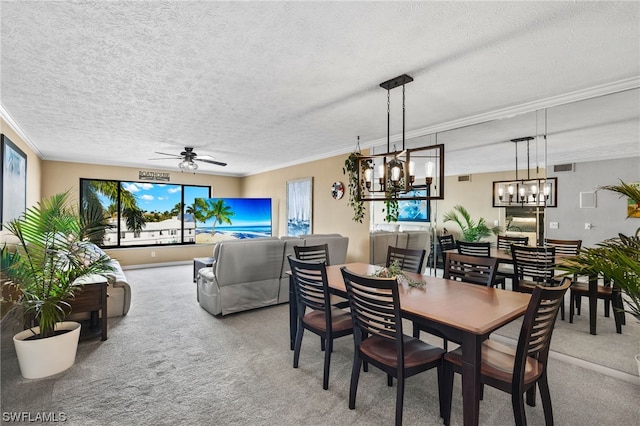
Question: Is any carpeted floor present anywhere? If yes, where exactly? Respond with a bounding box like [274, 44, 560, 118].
[1, 264, 639, 425]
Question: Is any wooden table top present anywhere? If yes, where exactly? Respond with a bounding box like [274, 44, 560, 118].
[326, 263, 531, 336]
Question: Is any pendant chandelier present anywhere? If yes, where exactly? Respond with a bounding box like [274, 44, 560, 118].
[492, 136, 557, 207]
[356, 74, 445, 202]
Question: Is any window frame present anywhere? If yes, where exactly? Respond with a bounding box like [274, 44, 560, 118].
[80, 178, 211, 248]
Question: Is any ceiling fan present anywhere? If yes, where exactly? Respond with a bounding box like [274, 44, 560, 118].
[150, 147, 227, 171]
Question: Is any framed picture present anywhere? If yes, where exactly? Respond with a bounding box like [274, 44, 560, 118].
[1, 134, 27, 227]
[287, 177, 313, 236]
[398, 190, 430, 222]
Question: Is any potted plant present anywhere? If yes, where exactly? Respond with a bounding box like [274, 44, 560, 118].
[443, 205, 499, 242]
[3, 191, 113, 379]
[558, 180, 640, 375]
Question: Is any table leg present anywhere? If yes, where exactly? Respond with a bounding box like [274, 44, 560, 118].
[461, 333, 482, 426]
[589, 276, 597, 335]
[289, 275, 297, 350]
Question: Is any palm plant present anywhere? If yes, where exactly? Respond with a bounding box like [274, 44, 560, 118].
[3, 191, 114, 338]
[443, 205, 498, 242]
[558, 180, 640, 321]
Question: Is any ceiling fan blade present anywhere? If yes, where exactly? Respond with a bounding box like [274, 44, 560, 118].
[196, 158, 227, 167]
[148, 157, 180, 160]
[154, 151, 181, 157]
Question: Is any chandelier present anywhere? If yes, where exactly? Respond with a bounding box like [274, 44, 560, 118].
[492, 136, 557, 207]
[356, 74, 445, 202]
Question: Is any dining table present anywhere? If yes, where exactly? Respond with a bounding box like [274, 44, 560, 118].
[446, 247, 607, 335]
[288, 262, 531, 426]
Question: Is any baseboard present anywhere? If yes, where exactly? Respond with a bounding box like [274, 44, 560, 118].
[122, 260, 191, 270]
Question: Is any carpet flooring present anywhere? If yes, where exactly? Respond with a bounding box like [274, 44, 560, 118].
[1, 264, 639, 425]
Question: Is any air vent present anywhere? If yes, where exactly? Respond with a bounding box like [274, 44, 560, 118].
[553, 163, 574, 173]
[458, 175, 472, 182]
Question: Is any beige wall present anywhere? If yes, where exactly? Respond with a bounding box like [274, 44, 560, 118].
[39, 153, 371, 265]
[0, 118, 42, 212]
[242, 153, 371, 263]
[41, 161, 242, 266]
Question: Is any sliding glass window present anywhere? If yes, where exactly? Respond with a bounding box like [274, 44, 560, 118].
[80, 179, 210, 248]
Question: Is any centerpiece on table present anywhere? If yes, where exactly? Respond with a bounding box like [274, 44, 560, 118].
[372, 260, 426, 288]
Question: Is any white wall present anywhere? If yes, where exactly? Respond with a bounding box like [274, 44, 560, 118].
[546, 157, 640, 247]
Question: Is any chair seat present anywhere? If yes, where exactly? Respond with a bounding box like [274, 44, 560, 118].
[303, 308, 353, 332]
[570, 282, 615, 296]
[444, 339, 542, 385]
[361, 335, 444, 369]
[496, 266, 513, 276]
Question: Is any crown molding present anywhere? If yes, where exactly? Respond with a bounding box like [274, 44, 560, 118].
[0, 103, 43, 157]
[362, 76, 640, 148]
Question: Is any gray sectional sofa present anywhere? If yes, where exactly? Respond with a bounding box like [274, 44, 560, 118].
[369, 230, 431, 272]
[196, 234, 349, 316]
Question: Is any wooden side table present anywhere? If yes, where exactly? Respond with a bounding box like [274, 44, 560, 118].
[70, 275, 108, 341]
[193, 257, 215, 283]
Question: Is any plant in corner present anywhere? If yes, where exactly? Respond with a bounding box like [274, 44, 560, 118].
[3, 191, 114, 378]
[558, 180, 640, 321]
[443, 205, 499, 242]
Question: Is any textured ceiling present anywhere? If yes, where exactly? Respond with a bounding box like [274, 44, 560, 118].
[1, 1, 639, 177]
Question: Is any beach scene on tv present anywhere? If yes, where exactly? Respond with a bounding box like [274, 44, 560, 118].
[194, 197, 273, 243]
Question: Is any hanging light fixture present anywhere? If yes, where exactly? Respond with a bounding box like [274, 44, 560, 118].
[492, 136, 557, 207]
[356, 74, 445, 202]
[179, 159, 198, 171]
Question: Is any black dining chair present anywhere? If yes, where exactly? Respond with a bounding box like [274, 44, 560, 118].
[442, 278, 571, 426]
[288, 256, 353, 390]
[456, 241, 506, 289]
[414, 252, 498, 349]
[294, 243, 330, 265]
[436, 234, 456, 270]
[495, 235, 529, 287]
[511, 244, 565, 320]
[386, 246, 426, 274]
[341, 267, 445, 426]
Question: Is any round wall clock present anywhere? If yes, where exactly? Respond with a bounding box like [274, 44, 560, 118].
[331, 181, 345, 200]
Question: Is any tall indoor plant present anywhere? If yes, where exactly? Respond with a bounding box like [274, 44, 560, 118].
[443, 205, 499, 242]
[3, 191, 113, 378]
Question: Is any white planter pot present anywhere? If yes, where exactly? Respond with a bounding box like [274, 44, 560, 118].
[13, 321, 81, 379]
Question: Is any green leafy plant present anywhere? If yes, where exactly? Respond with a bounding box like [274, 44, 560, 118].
[343, 151, 371, 223]
[558, 180, 640, 321]
[3, 191, 114, 338]
[372, 260, 426, 288]
[383, 197, 399, 223]
[443, 205, 499, 242]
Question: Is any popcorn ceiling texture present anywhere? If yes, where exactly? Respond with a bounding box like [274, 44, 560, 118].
[1, 1, 639, 176]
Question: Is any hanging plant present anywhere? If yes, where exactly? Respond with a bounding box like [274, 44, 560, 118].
[343, 151, 370, 223]
[383, 197, 399, 223]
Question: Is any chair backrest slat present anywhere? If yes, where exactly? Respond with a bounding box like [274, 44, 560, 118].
[497, 235, 529, 250]
[515, 278, 570, 378]
[544, 238, 582, 256]
[438, 235, 456, 251]
[386, 246, 426, 274]
[444, 252, 498, 287]
[294, 243, 330, 265]
[341, 268, 402, 344]
[288, 256, 331, 316]
[456, 241, 491, 257]
[511, 245, 556, 285]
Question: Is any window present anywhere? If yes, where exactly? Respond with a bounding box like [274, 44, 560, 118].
[80, 179, 210, 248]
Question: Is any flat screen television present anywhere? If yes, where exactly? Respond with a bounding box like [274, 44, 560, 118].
[194, 198, 272, 243]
